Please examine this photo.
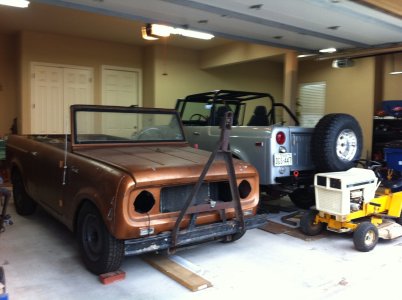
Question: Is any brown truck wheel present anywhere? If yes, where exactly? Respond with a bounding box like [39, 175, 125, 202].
[11, 170, 36, 216]
[77, 203, 124, 275]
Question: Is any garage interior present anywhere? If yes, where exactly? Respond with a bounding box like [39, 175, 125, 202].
[1, 0, 402, 299]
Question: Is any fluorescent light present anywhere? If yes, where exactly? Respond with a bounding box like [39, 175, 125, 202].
[297, 53, 316, 58]
[172, 28, 214, 40]
[0, 0, 29, 8]
[141, 23, 214, 40]
[390, 71, 402, 75]
[149, 24, 172, 37]
[319, 47, 337, 53]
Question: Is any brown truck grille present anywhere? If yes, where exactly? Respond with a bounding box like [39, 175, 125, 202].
[160, 182, 231, 213]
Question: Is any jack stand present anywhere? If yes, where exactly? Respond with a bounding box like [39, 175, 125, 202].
[170, 111, 245, 252]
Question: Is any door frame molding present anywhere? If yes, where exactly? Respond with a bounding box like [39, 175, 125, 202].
[101, 65, 142, 107]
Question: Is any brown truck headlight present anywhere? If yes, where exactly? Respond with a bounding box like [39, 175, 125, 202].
[134, 191, 155, 213]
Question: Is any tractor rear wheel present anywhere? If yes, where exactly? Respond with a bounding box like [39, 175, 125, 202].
[353, 222, 379, 252]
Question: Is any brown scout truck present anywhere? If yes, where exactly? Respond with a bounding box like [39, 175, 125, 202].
[6, 104, 267, 275]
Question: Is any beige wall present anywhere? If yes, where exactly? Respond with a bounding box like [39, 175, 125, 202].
[142, 46, 156, 108]
[16, 32, 285, 132]
[0, 34, 18, 136]
[19, 31, 143, 133]
[151, 45, 284, 109]
[299, 57, 376, 155]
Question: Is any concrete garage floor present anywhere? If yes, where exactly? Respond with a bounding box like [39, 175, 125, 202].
[2, 198, 402, 300]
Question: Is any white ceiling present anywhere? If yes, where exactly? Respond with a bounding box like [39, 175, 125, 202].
[30, 0, 402, 53]
[1, 0, 401, 54]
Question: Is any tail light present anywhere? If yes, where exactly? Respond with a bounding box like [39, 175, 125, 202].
[276, 131, 286, 145]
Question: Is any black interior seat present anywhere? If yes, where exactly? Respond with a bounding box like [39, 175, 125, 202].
[248, 105, 269, 126]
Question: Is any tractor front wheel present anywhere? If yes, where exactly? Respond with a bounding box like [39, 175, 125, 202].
[300, 210, 324, 236]
[353, 222, 379, 252]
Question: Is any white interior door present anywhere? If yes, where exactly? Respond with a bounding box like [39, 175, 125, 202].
[31, 65, 64, 134]
[101, 66, 142, 137]
[31, 63, 94, 134]
[63, 68, 93, 133]
[102, 67, 141, 107]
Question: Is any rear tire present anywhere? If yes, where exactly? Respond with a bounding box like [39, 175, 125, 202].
[11, 170, 36, 216]
[289, 187, 315, 209]
[353, 222, 378, 252]
[312, 114, 362, 172]
[77, 203, 124, 275]
[300, 210, 324, 236]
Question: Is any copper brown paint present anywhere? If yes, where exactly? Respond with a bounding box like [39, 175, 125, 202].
[6, 105, 266, 274]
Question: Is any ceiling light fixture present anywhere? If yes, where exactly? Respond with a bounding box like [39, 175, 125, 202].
[141, 23, 214, 40]
[389, 53, 402, 75]
[0, 0, 29, 7]
[141, 25, 158, 40]
[319, 47, 337, 53]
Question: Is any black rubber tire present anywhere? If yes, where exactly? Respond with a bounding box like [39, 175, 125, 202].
[0, 266, 5, 292]
[300, 210, 324, 236]
[353, 222, 379, 252]
[77, 203, 124, 275]
[11, 170, 36, 216]
[289, 187, 315, 209]
[312, 114, 363, 172]
[221, 230, 246, 243]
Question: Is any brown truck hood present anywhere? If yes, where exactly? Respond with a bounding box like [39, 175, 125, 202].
[74, 145, 254, 186]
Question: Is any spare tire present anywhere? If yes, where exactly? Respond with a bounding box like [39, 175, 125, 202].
[312, 113, 362, 172]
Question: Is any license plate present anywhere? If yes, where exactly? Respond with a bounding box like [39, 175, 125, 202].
[274, 153, 293, 166]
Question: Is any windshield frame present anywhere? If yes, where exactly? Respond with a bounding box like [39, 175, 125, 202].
[70, 105, 187, 149]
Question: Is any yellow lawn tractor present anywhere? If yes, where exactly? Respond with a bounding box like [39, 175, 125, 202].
[300, 165, 402, 251]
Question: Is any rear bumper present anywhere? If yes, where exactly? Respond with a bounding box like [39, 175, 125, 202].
[275, 170, 315, 186]
[124, 213, 268, 256]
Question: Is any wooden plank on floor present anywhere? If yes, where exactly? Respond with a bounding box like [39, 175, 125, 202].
[285, 227, 328, 241]
[259, 220, 289, 234]
[259, 220, 328, 241]
[142, 254, 212, 292]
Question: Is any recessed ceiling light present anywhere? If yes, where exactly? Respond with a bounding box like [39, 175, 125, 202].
[249, 4, 263, 10]
[327, 26, 340, 30]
